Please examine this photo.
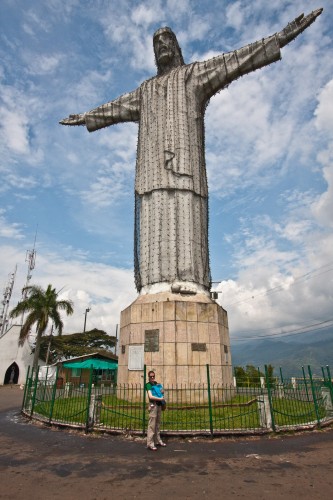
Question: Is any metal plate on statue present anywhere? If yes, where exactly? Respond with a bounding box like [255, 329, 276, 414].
[144, 329, 159, 352]
[191, 343, 207, 351]
[128, 345, 144, 370]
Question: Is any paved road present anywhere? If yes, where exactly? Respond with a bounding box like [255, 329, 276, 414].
[0, 385, 332, 499]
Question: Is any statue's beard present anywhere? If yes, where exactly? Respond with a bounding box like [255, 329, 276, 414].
[156, 52, 181, 75]
[158, 50, 173, 65]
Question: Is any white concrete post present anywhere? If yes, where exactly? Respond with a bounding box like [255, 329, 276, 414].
[88, 394, 103, 426]
[257, 394, 272, 429]
[321, 387, 333, 411]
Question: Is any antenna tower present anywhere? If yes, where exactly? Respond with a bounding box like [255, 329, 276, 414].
[20, 228, 38, 326]
[0, 266, 17, 338]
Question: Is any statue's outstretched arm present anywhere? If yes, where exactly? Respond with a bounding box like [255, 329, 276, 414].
[59, 89, 140, 131]
[59, 113, 86, 126]
[278, 8, 323, 48]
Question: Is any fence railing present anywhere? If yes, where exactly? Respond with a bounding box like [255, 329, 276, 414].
[22, 364, 333, 436]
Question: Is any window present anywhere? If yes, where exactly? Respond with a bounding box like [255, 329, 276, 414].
[71, 368, 81, 377]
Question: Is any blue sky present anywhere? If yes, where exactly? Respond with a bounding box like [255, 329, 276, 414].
[1, 0, 333, 343]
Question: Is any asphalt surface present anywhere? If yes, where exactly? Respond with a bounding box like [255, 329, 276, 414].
[0, 385, 332, 499]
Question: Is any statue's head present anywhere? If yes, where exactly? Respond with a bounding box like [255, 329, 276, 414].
[153, 27, 185, 75]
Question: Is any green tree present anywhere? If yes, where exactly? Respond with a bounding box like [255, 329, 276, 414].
[245, 365, 262, 386]
[234, 366, 247, 386]
[9, 284, 74, 370]
[39, 329, 116, 363]
[265, 364, 275, 386]
[234, 365, 265, 387]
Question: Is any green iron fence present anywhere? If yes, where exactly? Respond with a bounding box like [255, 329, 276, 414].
[22, 364, 333, 436]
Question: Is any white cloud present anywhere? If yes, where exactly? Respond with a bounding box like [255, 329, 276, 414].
[131, 2, 164, 26]
[315, 79, 333, 136]
[166, 0, 190, 16]
[0, 211, 25, 240]
[23, 9, 51, 34]
[6, 174, 38, 190]
[0, 93, 30, 155]
[26, 53, 64, 75]
[80, 160, 133, 208]
[219, 245, 333, 339]
[311, 79, 333, 227]
[27, 251, 136, 334]
[72, 69, 114, 108]
[0, 83, 44, 164]
[1, 240, 136, 335]
[225, 1, 244, 31]
[311, 164, 333, 228]
[22, 23, 35, 37]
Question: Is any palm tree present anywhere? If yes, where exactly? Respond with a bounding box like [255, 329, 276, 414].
[9, 284, 74, 370]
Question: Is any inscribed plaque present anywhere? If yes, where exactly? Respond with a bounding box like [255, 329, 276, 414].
[191, 343, 207, 352]
[144, 329, 159, 352]
[128, 345, 144, 370]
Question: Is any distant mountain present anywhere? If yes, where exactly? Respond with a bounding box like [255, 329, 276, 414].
[231, 333, 333, 378]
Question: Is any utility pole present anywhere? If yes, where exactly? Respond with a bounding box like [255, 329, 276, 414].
[115, 324, 118, 356]
[83, 307, 91, 333]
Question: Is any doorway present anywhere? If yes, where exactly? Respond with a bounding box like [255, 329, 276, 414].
[4, 362, 19, 385]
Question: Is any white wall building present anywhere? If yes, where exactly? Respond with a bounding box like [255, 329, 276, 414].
[0, 325, 35, 385]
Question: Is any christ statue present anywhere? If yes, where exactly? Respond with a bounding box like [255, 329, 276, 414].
[60, 9, 322, 296]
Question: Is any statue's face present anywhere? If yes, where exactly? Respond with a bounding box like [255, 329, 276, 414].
[154, 32, 175, 66]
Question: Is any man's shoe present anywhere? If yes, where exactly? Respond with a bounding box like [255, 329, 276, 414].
[147, 446, 157, 451]
[157, 442, 166, 447]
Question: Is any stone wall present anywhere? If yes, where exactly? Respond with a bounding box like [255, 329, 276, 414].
[117, 292, 232, 392]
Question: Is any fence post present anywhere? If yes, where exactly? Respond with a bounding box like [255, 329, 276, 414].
[142, 364, 147, 436]
[308, 365, 321, 426]
[233, 366, 237, 390]
[258, 366, 264, 389]
[257, 395, 272, 430]
[48, 365, 59, 423]
[302, 366, 310, 401]
[85, 365, 94, 433]
[321, 386, 333, 413]
[42, 366, 49, 400]
[326, 366, 333, 402]
[25, 367, 35, 413]
[30, 367, 40, 418]
[21, 366, 30, 412]
[321, 366, 326, 381]
[206, 364, 214, 437]
[264, 365, 276, 431]
[94, 395, 103, 425]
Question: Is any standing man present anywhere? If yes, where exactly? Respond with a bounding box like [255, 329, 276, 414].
[146, 371, 166, 451]
[60, 10, 322, 295]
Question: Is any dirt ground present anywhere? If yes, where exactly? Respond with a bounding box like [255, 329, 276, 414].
[0, 385, 332, 499]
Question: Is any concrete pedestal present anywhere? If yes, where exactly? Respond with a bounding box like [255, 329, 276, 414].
[117, 292, 232, 388]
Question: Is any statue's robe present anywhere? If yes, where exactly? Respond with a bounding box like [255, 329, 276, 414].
[84, 35, 281, 292]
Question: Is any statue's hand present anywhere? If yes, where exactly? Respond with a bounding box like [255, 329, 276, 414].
[278, 8, 323, 48]
[59, 113, 86, 126]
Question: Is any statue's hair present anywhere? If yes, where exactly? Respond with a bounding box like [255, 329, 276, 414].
[153, 27, 185, 74]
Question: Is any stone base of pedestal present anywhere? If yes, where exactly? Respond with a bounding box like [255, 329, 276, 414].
[117, 292, 232, 389]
